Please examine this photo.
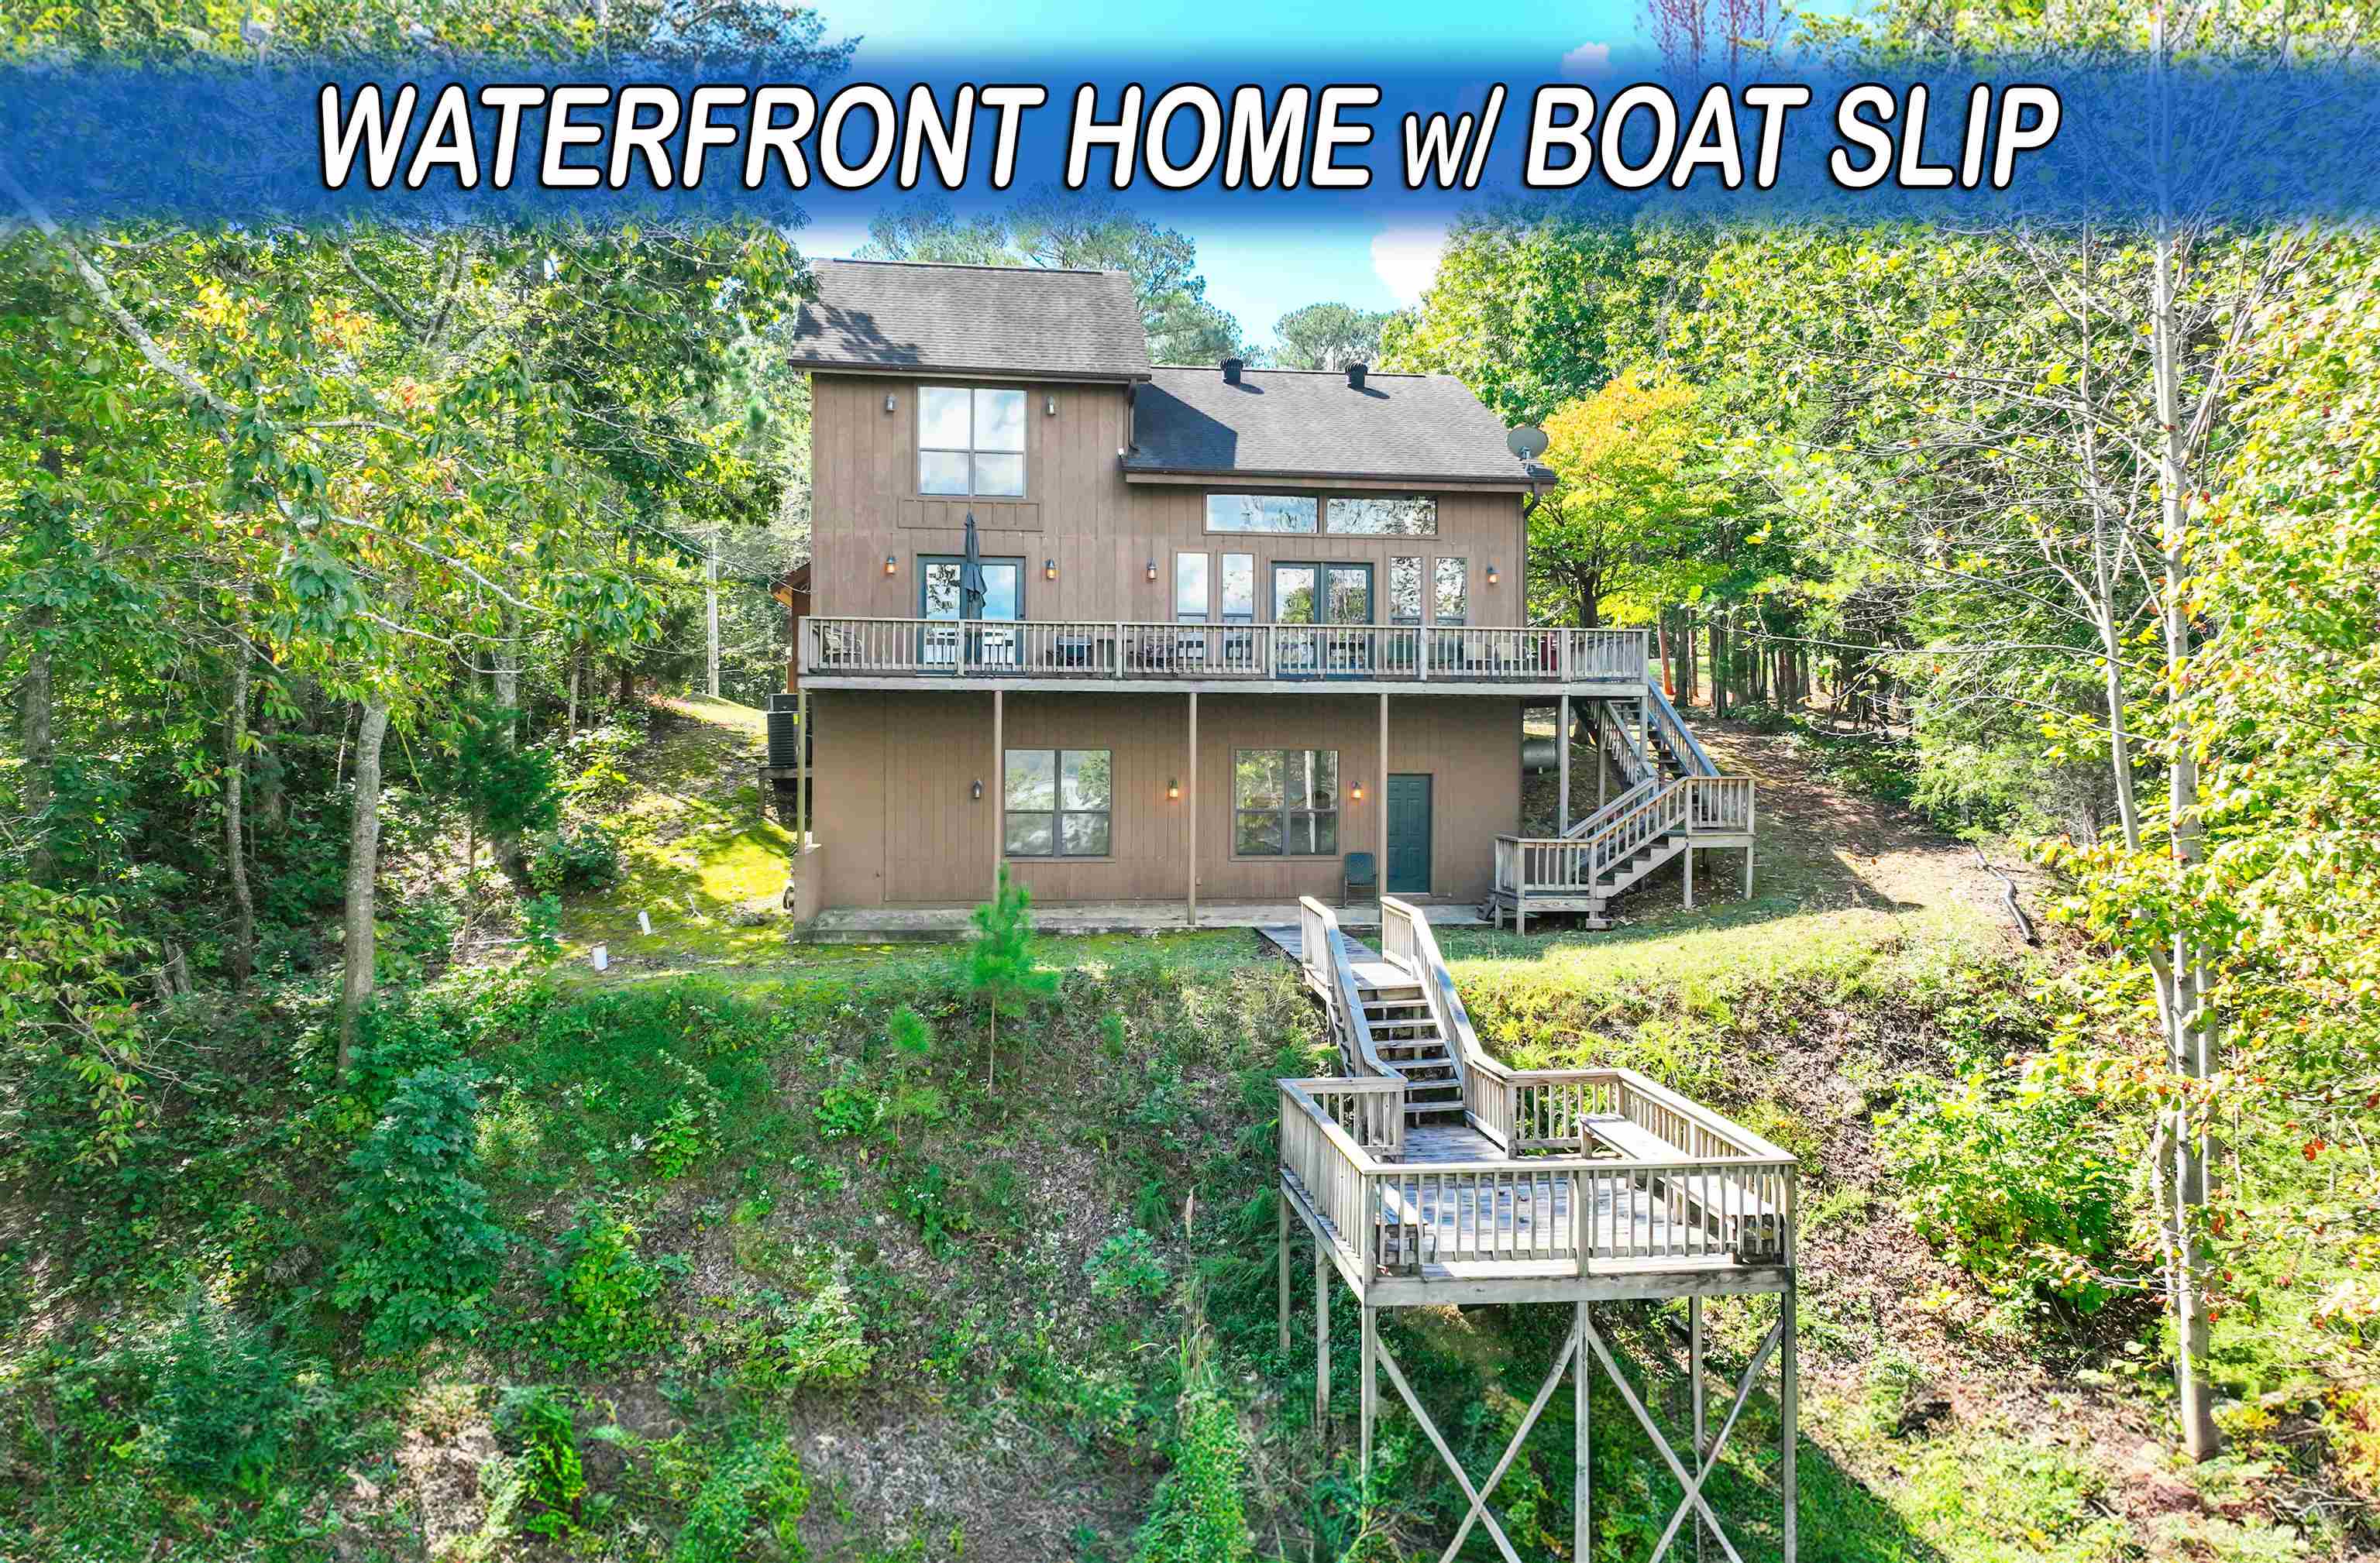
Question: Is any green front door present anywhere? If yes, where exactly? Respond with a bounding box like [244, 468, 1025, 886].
[1386, 774, 1432, 895]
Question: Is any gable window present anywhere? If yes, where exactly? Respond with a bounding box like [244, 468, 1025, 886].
[1327, 496, 1437, 536]
[1206, 493, 1318, 534]
[920, 386, 1026, 497]
[1005, 748, 1111, 857]
[1432, 558, 1468, 624]
[1175, 553, 1209, 621]
[1233, 749, 1339, 856]
[1388, 556, 1423, 625]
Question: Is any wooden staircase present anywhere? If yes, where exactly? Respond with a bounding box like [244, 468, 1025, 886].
[1355, 968, 1466, 1128]
[1489, 682, 1751, 932]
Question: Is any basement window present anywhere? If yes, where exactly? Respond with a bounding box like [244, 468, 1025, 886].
[1233, 748, 1339, 856]
[1006, 748, 1111, 857]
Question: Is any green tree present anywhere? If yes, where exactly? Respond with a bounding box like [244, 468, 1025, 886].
[962, 866, 1058, 1091]
[1270, 302, 1392, 371]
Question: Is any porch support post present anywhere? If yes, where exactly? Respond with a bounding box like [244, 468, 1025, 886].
[1684, 843, 1694, 910]
[1376, 692, 1389, 910]
[1557, 694, 1571, 836]
[1575, 1300, 1591, 1563]
[795, 688, 809, 851]
[1187, 692, 1199, 926]
[990, 688, 1004, 898]
[1745, 841, 1756, 901]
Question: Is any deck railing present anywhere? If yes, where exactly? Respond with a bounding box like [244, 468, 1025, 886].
[800, 617, 1647, 686]
[1278, 1073, 1795, 1273]
[1496, 776, 1756, 899]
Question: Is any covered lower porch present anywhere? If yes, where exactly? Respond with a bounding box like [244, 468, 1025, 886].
[801, 898, 1490, 944]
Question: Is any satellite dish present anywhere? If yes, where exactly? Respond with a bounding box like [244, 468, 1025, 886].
[1507, 425, 1549, 461]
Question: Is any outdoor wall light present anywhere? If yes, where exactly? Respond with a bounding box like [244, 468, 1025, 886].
[1486, 562, 1501, 586]
[1045, 394, 1058, 416]
[884, 555, 897, 576]
[1146, 558, 1158, 582]
[971, 779, 983, 800]
[1044, 558, 1058, 581]
[1350, 781, 1365, 802]
[884, 392, 896, 414]
[1168, 778, 1180, 800]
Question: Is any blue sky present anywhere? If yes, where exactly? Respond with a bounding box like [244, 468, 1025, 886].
[793, 0, 1690, 352]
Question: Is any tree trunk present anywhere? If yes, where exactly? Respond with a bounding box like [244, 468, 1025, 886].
[337, 697, 392, 1079]
[2151, 199, 2220, 1462]
[1711, 614, 1727, 720]
[19, 605, 55, 883]
[225, 644, 255, 986]
[1680, 606, 1697, 708]
[493, 610, 521, 744]
[567, 648, 582, 735]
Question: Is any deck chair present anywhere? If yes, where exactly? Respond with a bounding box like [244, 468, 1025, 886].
[1340, 851, 1378, 909]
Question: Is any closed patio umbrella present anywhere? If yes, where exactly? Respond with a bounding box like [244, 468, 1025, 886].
[959, 511, 987, 620]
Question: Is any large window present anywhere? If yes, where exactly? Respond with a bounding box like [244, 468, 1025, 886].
[1433, 558, 1469, 624]
[1219, 554, 1255, 622]
[1175, 553, 1209, 621]
[1005, 749, 1111, 857]
[1206, 493, 1318, 534]
[1234, 749, 1339, 856]
[1388, 557, 1423, 625]
[920, 386, 1026, 497]
[1326, 496, 1437, 536]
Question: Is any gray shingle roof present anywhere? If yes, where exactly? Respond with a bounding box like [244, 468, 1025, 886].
[786, 259, 1151, 382]
[1126, 366, 1535, 485]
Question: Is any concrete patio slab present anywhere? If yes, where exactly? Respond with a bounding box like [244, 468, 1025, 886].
[799, 900, 1488, 944]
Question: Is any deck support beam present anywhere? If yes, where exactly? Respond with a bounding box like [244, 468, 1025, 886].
[1691, 1297, 1707, 1563]
[1276, 1187, 1291, 1354]
[1316, 1240, 1331, 1428]
[1376, 692, 1388, 912]
[1360, 1304, 1378, 1482]
[1576, 1301, 1591, 1563]
[794, 687, 808, 853]
[1187, 692, 1199, 925]
[989, 688, 1004, 899]
[1684, 843, 1694, 910]
[1558, 693, 1571, 836]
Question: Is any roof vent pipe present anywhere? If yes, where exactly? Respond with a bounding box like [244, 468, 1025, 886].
[1221, 357, 1243, 384]
[1346, 362, 1367, 390]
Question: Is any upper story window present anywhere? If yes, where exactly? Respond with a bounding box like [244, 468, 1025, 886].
[1388, 556, 1423, 625]
[1206, 494, 1318, 534]
[1433, 558, 1469, 625]
[1175, 554, 1209, 621]
[920, 386, 1026, 497]
[1327, 496, 1437, 536]
[1219, 554, 1255, 623]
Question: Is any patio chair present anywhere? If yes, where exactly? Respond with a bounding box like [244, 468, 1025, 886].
[1340, 851, 1378, 909]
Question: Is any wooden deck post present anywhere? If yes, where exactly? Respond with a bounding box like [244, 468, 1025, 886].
[1375, 692, 1388, 911]
[990, 688, 1004, 899]
[1276, 1188, 1290, 1354]
[1557, 693, 1571, 836]
[1575, 1300, 1591, 1561]
[1782, 1278, 1799, 1563]
[1187, 692, 1199, 926]
[1597, 699, 1608, 810]
[1745, 841, 1756, 901]
[1316, 1245, 1330, 1430]
[1360, 1304, 1377, 1482]
[794, 688, 808, 854]
[1691, 1296, 1706, 1563]
[1684, 843, 1694, 910]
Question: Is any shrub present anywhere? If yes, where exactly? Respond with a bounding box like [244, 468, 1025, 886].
[545, 1204, 686, 1369]
[672, 1434, 810, 1563]
[140, 1290, 309, 1493]
[813, 1079, 882, 1142]
[1879, 1067, 2131, 1311]
[767, 1283, 874, 1390]
[496, 1386, 586, 1541]
[885, 1160, 975, 1257]
[1085, 1228, 1171, 1302]
[1130, 1303, 1253, 1563]
[529, 826, 624, 895]
[333, 1065, 509, 1353]
[645, 1058, 722, 1179]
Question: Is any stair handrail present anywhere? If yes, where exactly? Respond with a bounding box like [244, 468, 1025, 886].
[1297, 896, 1396, 1082]
[1561, 776, 1657, 840]
[1643, 680, 1718, 778]
[1375, 898, 1476, 1103]
[1593, 699, 1653, 788]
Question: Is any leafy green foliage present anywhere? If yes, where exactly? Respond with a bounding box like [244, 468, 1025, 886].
[884, 1161, 977, 1257]
[1130, 1297, 1253, 1563]
[1085, 1228, 1171, 1303]
[139, 1290, 311, 1493]
[0, 881, 148, 1158]
[672, 1434, 810, 1563]
[497, 1385, 588, 1540]
[452, 705, 562, 845]
[528, 825, 624, 895]
[332, 1064, 508, 1353]
[543, 1204, 686, 1369]
[964, 866, 1060, 1090]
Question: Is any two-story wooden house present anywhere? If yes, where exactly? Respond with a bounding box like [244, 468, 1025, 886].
[782, 259, 1750, 929]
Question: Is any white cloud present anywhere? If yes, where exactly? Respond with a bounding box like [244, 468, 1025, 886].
[1371, 225, 1449, 307]
[791, 218, 874, 258]
[1561, 41, 1615, 81]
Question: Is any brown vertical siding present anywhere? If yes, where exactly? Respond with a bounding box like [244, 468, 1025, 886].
[806, 374, 1529, 628]
[808, 689, 1521, 909]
